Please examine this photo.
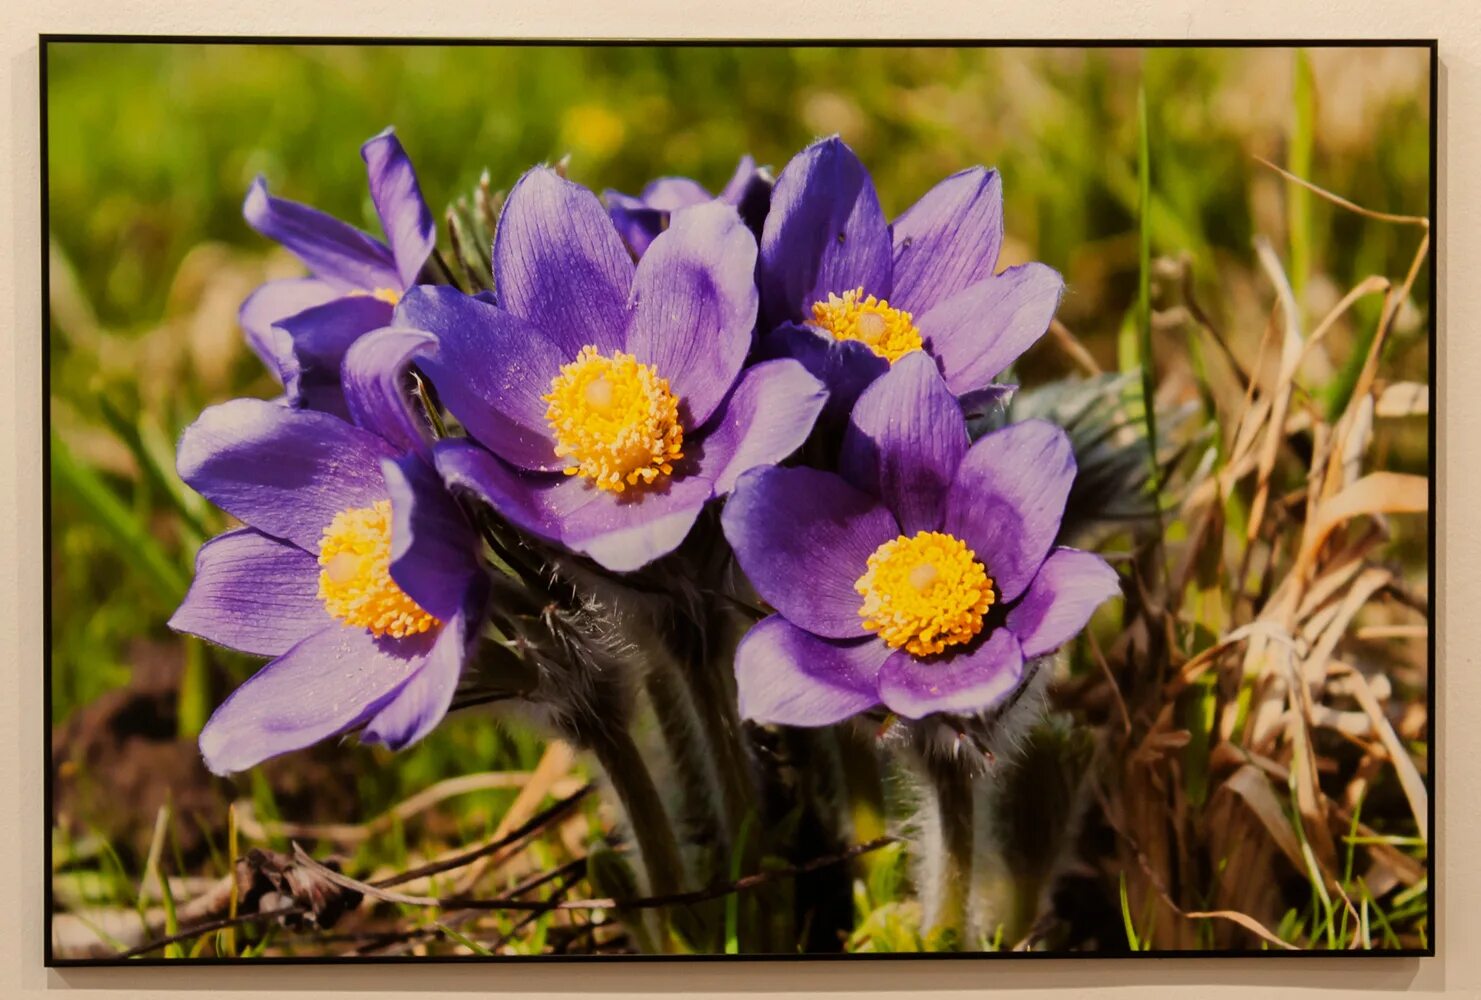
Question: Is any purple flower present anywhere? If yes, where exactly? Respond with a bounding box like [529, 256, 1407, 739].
[393, 168, 827, 573]
[169, 328, 482, 774]
[605, 155, 772, 258]
[757, 136, 1064, 415]
[238, 128, 435, 418]
[722, 352, 1118, 724]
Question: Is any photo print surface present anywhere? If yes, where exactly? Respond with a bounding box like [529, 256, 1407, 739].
[44, 39, 1434, 962]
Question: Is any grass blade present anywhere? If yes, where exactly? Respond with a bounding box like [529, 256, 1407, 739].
[50, 429, 187, 600]
[1136, 81, 1159, 491]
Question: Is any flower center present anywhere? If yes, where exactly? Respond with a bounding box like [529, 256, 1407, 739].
[543, 346, 685, 493]
[855, 531, 995, 657]
[317, 500, 439, 638]
[350, 287, 402, 305]
[810, 288, 923, 363]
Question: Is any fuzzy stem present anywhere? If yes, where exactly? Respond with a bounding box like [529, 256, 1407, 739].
[641, 658, 731, 953]
[652, 606, 758, 844]
[585, 722, 685, 952]
[642, 662, 724, 844]
[664, 610, 767, 950]
[922, 752, 975, 948]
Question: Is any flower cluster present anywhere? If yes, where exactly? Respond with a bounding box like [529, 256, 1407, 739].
[171, 130, 1118, 777]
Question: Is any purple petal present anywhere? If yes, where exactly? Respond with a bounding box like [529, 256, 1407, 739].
[342, 327, 436, 460]
[177, 398, 398, 551]
[941, 420, 1075, 603]
[721, 466, 898, 639]
[198, 624, 435, 775]
[958, 383, 1017, 421]
[759, 137, 892, 328]
[274, 295, 395, 417]
[605, 192, 666, 258]
[699, 359, 827, 496]
[493, 167, 635, 355]
[238, 278, 339, 376]
[383, 454, 479, 621]
[890, 167, 1004, 315]
[243, 177, 399, 293]
[920, 263, 1064, 395]
[716, 155, 759, 204]
[625, 202, 758, 426]
[556, 475, 714, 572]
[362, 610, 469, 750]
[395, 286, 565, 471]
[361, 128, 434, 289]
[734, 616, 888, 726]
[639, 176, 712, 209]
[435, 440, 713, 573]
[434, 440, 562, 543]
[840, 351, 967, 534]
[1007, 547, 1120, 658]
[877, 628, 1024, 719]
[718, 155, 774, 241]
[758, 323, 889, 422]
[169, 529, 328, 657]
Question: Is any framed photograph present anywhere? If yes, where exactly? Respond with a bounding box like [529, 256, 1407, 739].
[43, 37, 1434, 963]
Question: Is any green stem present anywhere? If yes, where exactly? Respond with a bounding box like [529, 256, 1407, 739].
[663, 610, 766, 949]
[922, 753, 975, 949]
[585, 722, 685, 952]
[642, 663, 723, 844]
[654, 607, 757, 843]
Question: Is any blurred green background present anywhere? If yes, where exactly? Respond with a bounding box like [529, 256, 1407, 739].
[46, 42, 1431, 887]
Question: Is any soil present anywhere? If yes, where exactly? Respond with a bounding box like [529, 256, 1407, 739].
[51, 640, 361, 868]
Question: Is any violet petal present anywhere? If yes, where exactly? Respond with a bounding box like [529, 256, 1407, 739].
[493, 167, 635, 355]
[840, 351, 967, 534]
[625, 202, 758, 426]
[1006, 547, 1120, 658]
[721, 466, 899, 639]
[877, 627, 1024, 719]
[698, 358, 828, 496]
[734, 616, 888, 726]
[940, 419, 1075, 603]
[197, 625, 434, 775]
[920, 263, 1064, 396]
[169, 528, 328, 657]
[177, 398, 397, 551]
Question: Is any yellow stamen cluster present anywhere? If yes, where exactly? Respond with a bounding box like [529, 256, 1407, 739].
[855, 531, 995, 657]
[318, 500, 439, 638]
[543, 346, 685, 493]
[810, 288, 923, 363]
[350, 287, 403, 305]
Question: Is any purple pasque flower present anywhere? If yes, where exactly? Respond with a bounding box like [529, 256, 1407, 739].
[393, 167, 827, 574]
[169, 328, 483, 774]
[605, 155, 772, 258]
[238, 128, 435, 417]
[757, 136, 1064, 416]
[722, 352, 1119, 724]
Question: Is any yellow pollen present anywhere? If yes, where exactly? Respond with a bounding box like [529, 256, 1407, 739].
[584, 376, 616, 412]
[810, 288, 924, 363]
[350, 287, 402, 305]
[317, 500, 439, 639]
[855, 531, 995, 658]
[542, 346, 685, 493]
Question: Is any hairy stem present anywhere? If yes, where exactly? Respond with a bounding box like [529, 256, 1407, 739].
[922, 752, 975, 948]
[585, 722, 685, 952]
[642, 661, 724, 845]
[663, 608, 768, 949]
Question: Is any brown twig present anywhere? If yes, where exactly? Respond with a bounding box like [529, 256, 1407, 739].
[111, 783, 596, 959]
